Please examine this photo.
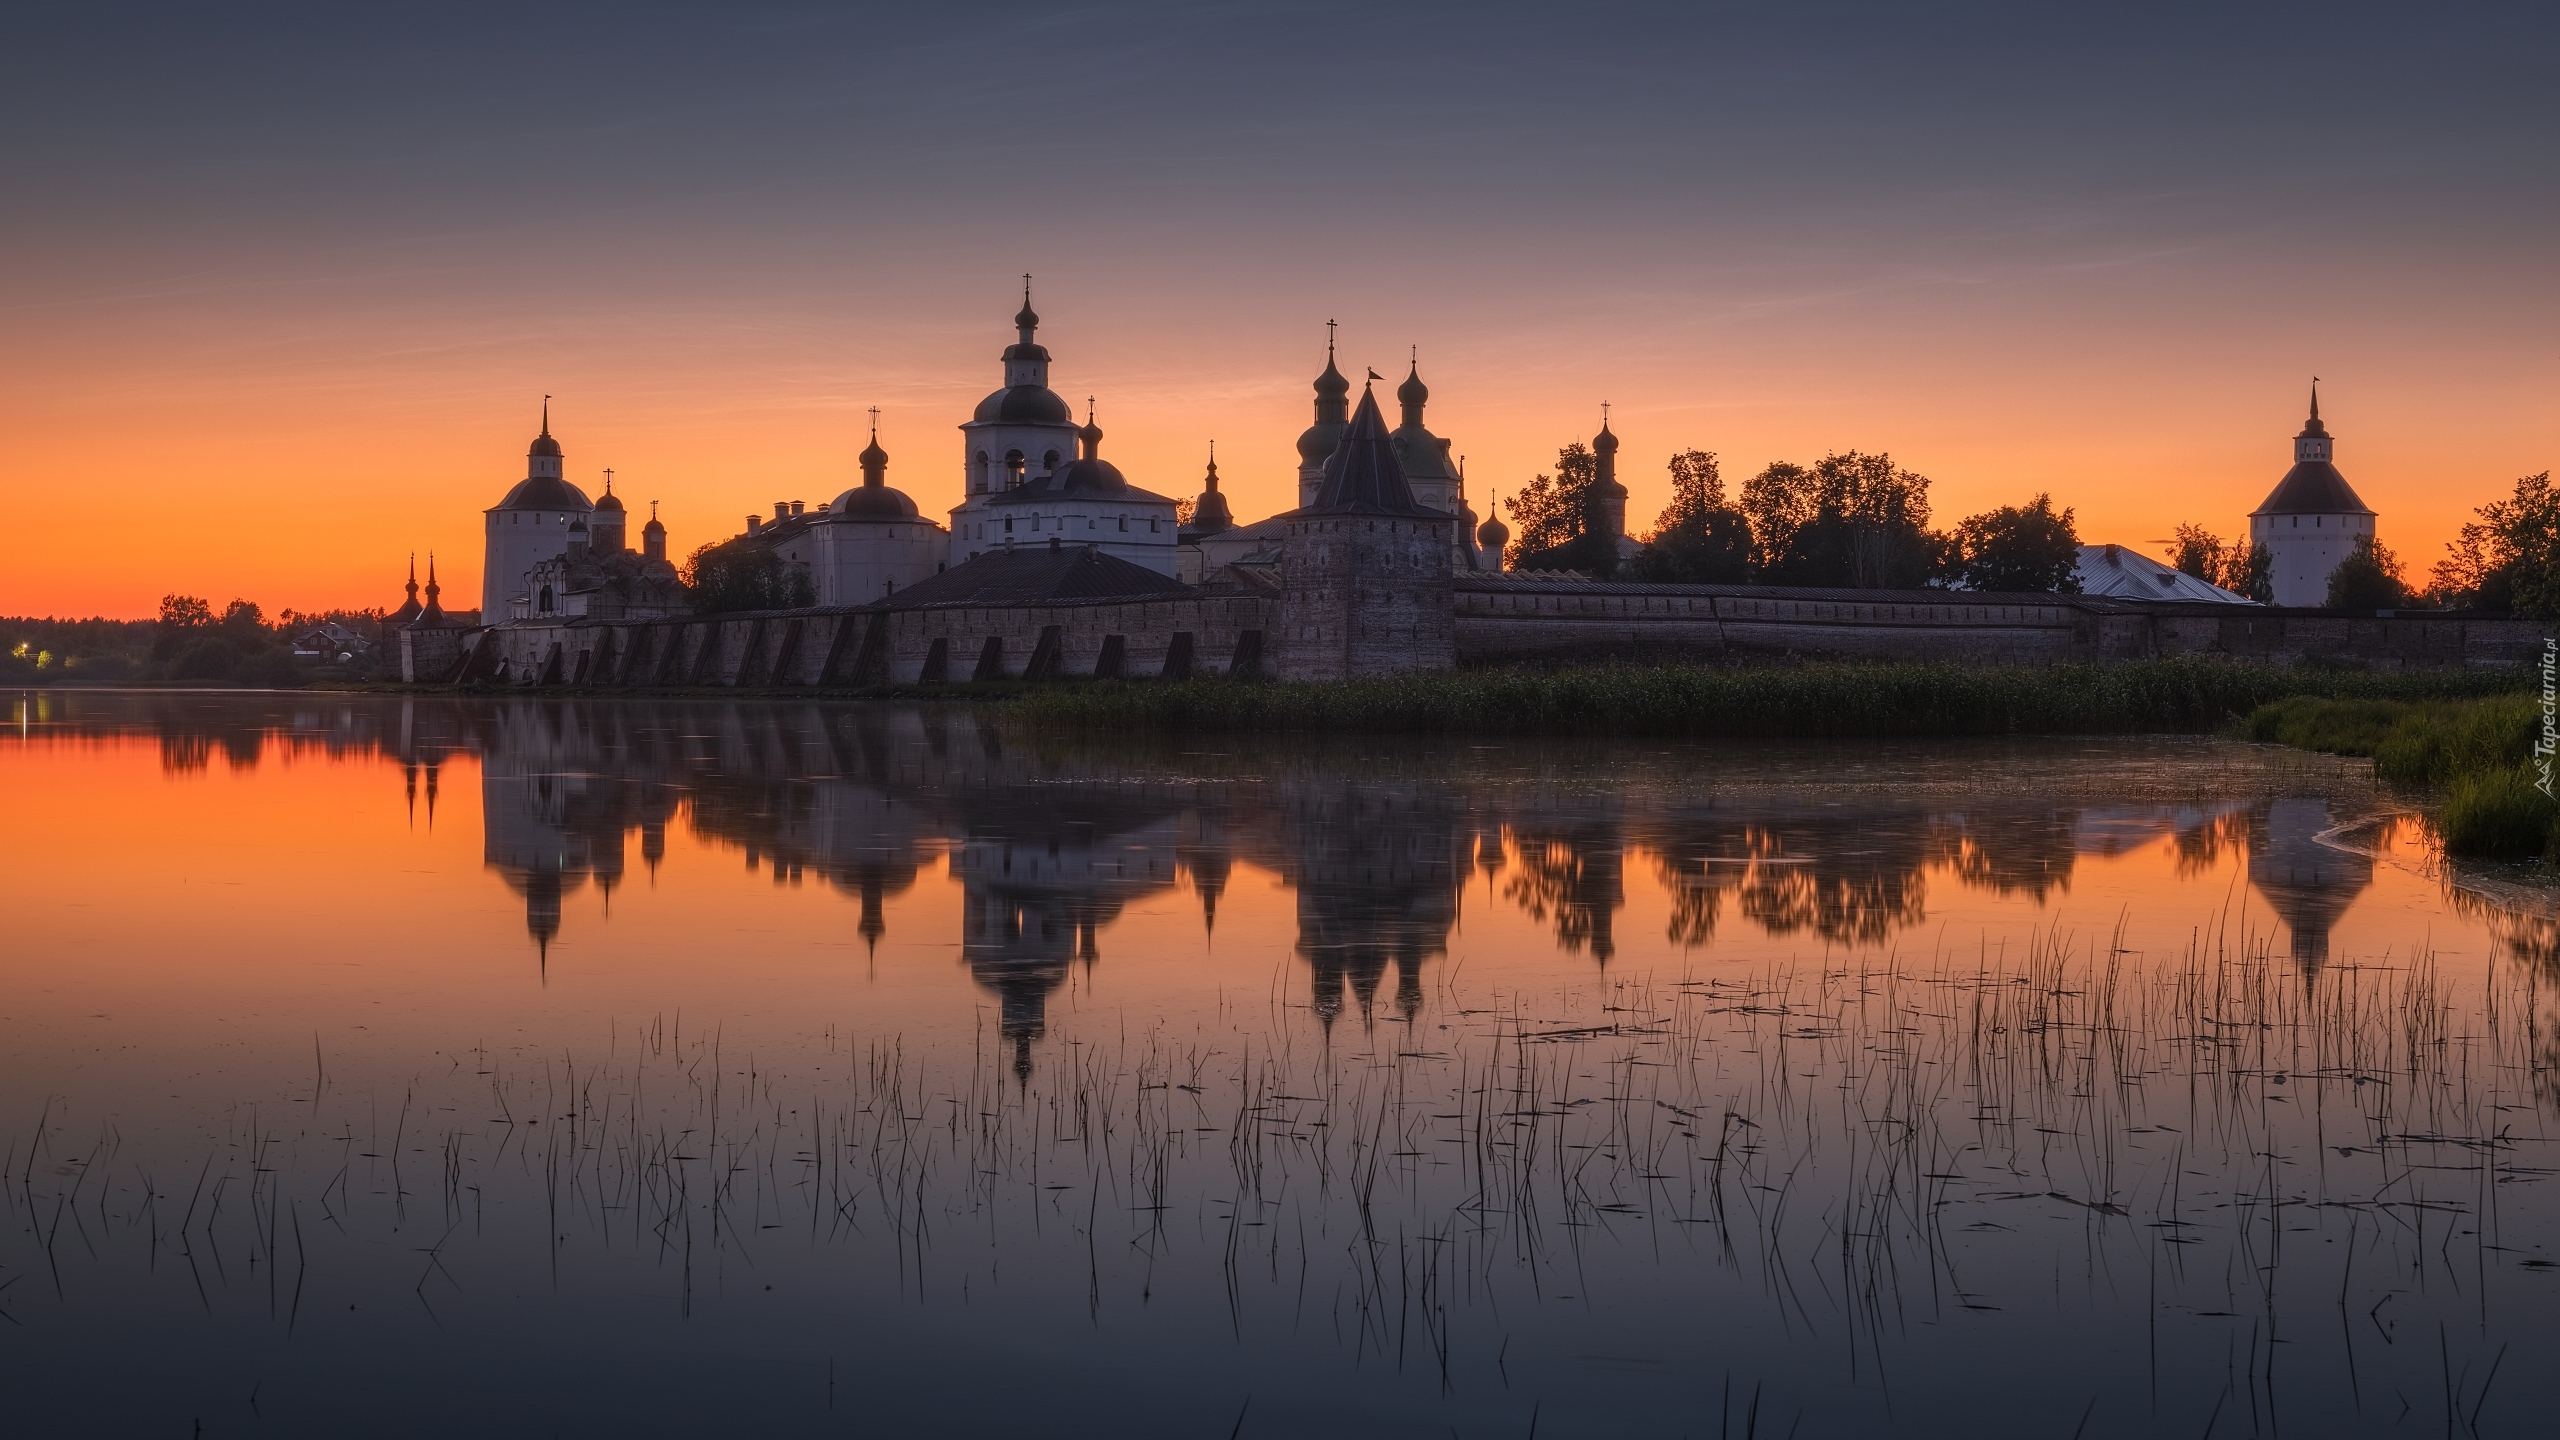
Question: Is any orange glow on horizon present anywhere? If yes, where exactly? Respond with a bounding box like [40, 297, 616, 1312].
[2, 285, 2549, 619]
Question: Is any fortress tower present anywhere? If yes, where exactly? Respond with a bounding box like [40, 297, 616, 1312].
[1279, 382, 1456, 680]
[2249, 383, 2376, 607]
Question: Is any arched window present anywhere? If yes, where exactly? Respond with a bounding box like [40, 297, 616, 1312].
[1005, 450, 1025, 488]
[974, 452, 991, 493]
[1044, 450, 1060, 473]
[539, 585, 555, 611]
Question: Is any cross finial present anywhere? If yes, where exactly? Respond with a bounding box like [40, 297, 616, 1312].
[650, 500, 659, 520]
[602, 466, 614, 493]
[1086, 395, 1095, 424]
[1410, 343, 1417, 365]
[1023, 272, 1032, 302]
[867, 405, 880, 439]
[1326, 319, 1337, 360]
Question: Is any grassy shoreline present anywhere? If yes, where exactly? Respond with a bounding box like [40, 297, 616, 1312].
[2246, 692, 2556, 856]
[1008, 658, 2530, 739]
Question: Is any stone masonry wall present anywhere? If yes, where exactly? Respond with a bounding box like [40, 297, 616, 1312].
[478, 593, 1274, 689]
[1453, 581, 2547, 671]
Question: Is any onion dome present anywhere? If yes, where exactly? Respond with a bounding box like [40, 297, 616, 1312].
[1015, 274, 1039, 332]
[1592, 413, 1627, 498]
[1188, 445, 1233, 533]
[972, 383, 1072, 424]
[829, 415, 921, 518]
[593, 473, 625, 512]
[1042, 404, 1130, 495]
[641, 504, 665, 538]
[1297, 332, 1354, 465]
[1477, 490, 1510, 553]
[1396, 358, 1428, 413]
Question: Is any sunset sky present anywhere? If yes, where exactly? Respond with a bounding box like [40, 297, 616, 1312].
[3, 0, 2551, 618]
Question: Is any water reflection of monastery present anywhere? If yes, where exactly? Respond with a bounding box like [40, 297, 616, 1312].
[0, 695, 2432, 1048]
[406, 702, 2386, 1070]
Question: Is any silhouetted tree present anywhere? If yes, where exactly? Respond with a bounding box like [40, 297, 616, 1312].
[2164, 523, 2272, 600]
[1740, 451, 1936, 588]
[1624, 449, 1752, 584]
[683, 539, 816, 613]
[1505, 442, 1615, 575]
[2326, 534, 2408, 609]
[2429, 471, 2560, 615]
[1951, 494, 2082, 593]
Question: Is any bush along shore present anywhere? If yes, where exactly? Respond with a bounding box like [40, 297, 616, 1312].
[2245, 693, 2557, 857]
[1006, 657, 2527, 741]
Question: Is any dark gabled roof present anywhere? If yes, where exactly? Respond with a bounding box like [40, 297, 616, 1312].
[2252, 461, 2373, 516]
[1301, 386, 1440, 517]
[866, 544, 1190, 609]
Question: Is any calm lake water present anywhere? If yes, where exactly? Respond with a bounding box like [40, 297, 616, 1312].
[6, 690, 2559, 1438]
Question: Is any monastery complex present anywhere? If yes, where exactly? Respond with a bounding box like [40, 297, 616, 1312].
[386, 292, 2532, 687]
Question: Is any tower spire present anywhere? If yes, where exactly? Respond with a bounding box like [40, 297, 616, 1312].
[540, 394, 551, 437]
[2309, 376, 2321, 424]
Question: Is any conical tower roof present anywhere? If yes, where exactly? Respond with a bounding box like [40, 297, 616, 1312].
[1304, 385, 1436, 516]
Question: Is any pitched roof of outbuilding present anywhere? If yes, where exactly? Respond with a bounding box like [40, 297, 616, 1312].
[865, 544, 1190, 609]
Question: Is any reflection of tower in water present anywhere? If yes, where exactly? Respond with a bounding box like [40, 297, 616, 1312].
[954, 815, 1180, 1084]
[1288, 784, 1465, 1030]
[2247, 797, 2373, 980]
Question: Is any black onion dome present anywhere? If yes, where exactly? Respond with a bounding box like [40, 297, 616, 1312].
[973, 384, 1073, 425]
[1188, 455, 1233, 532]
[859, 434, 888, 469]
[1477, 501, 1510, 552]
[593, 489, 625, 512]
[1593, 422, 1619, 454]
[1045, 456, 1128, 495]
[1315, 354, 1350, 398]
[830, 484, 920, 518]
[1297, 420, 1346, 464]
[1396, 361, 1427, 409]
[494, 474, 593, 511]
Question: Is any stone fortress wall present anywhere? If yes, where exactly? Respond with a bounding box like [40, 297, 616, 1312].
[428, 577, 2542, 689]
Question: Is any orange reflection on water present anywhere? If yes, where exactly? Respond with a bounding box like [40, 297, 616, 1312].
[1, 694, 2535, 1135]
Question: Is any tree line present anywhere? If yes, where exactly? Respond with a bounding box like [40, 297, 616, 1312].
[1, 597, 381, 686]
[1503, 444, 2085, 593]
[1505, 442, 2558, 612]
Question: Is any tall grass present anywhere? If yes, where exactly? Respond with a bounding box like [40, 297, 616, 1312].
[2245, 691, 2557, 856]
[1012, 657, 2526, 739]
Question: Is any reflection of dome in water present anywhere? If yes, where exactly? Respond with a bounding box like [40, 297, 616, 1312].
[2247, 797, 2373, 978]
